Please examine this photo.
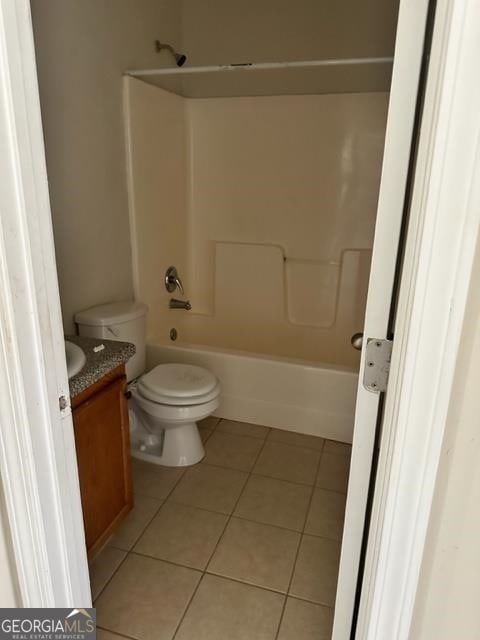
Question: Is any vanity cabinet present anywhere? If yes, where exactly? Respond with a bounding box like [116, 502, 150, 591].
[72, 364, 133, 559]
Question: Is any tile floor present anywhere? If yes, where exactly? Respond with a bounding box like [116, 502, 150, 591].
[90, 417, 351, 640]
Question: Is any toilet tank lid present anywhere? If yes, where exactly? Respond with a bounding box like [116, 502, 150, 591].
[75, 301, 148, 326]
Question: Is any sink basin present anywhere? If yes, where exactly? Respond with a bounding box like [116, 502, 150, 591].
[65, 340, 86, 379]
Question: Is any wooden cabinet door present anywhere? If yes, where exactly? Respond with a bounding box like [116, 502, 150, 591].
[73, 375, 133, 558]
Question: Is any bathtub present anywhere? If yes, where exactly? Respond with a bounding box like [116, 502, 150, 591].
[147, 341, 358, 443]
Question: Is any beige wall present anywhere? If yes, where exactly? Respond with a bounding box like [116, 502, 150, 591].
[31, 1, 181, 332]
[181, 0, 400, 65]
[31, 1, 398, 334]
[126, 78, 388, 367]
[125, 78, 188, 337]
[410, 238, 480, 639]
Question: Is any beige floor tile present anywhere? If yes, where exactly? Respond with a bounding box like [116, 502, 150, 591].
[198, 425, 213, 443]
[290, 535, 341, 606]
[305, 489, 346, 541]
[96, 553, 201, 640]
[208, 517, 300, 592]
[169, 464, 248, 514]
[268, 428, 325, 451]
[89, 547, 126, 601]
[175, 574, 284, 640]
[234, 475, 311, 531]
[277, 598, 334, 640]
[204, 431, 263, 471]
[316, 452, 350, 494]
[198, 416, 220, 430]
[253, 441, 321, 486]
[109, 494, 162, 551]
[96, 630, 127, 640]
[323, 439, 352, 456]
[217, 419, 270, 439]
[132, 459, 185, 500]
[134, 502, 228, 570]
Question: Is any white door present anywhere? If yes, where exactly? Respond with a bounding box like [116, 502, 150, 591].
[332, 0, 432, 637]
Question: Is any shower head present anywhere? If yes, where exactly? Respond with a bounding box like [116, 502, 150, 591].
[154, 40, 187, 67]
[175, 52, 187, 67]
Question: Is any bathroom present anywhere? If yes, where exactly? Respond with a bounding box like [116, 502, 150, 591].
[30, 1, 401, 638]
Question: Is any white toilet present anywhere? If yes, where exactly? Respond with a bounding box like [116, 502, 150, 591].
[75, 301, 220, 466]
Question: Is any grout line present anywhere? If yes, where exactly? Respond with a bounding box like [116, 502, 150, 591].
[199, 571, 336, 609]
[250, 468, 319, 488]
[171, 572, 208, 640]
[215, 420, 271, 440]
[96, 626, 138, 640]
[203, 434, 268, 572]
[196, 459, 321, 489]
[125, 517, 342, 569]
[95, 424, 336, 637]
[274, 438, 326, 640]
[266, 436, 327, 452]
[226, 513, 305, 535]
[126, 469, 189, 549]
[92, 465, 188, 603]
[129, 549, 204, 574]
[203, 569, 290, 597]
[264, 437, 326, 454]
[287, 594, 335, 610]
[311, 485, 349, 497]
[171, 427, 273, 639]
[164, 495, 234, 517]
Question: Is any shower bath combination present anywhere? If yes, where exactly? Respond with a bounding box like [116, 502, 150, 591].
[124, 53, 393, 441]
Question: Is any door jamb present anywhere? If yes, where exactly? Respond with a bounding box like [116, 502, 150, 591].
[0, 0, 90, 606]
[357, 0, 480, 636]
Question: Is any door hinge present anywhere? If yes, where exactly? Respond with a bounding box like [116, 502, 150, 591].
[363, 338, 393, 393]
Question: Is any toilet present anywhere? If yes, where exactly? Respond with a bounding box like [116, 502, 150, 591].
[75, 301, 220, 466]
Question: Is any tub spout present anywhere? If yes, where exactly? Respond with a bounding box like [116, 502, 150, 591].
[169, 298, 191, 310]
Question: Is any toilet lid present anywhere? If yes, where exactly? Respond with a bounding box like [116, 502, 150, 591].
[137, 364, 219, 406]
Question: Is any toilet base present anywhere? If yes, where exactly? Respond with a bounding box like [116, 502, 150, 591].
[131, 420, 205, 467]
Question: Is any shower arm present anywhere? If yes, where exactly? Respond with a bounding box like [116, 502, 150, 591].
[155, 41, 175, 56]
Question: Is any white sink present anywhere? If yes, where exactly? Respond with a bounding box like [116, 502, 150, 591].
[65, 340, 86, 379]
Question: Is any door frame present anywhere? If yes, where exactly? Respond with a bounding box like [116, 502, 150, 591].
[332, 0, 432, 635]
[356, 0, 480, 636]
[0, 1, 479, 636]
[0, 0, 90, 606]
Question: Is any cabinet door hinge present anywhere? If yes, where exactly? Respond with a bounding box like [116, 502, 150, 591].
[363, 338, 393, 393]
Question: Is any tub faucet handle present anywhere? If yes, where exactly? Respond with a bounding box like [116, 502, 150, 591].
[165, 266, 184, 295]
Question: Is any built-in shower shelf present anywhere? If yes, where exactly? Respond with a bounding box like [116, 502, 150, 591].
[125, 58, 393, 98]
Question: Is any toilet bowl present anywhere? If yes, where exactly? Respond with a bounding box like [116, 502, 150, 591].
[75, 301, 221, 468]
[128, 363, 220, 466]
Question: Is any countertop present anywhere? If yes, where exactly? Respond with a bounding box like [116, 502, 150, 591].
[67, 335, 136, 398]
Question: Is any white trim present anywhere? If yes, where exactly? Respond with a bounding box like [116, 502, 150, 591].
[357, 0, 480, 637]
[126, 57, 394, 77]
[0, 0, 90, 606]
[332, 0, 430, 636]
[123, 78, 142, 302]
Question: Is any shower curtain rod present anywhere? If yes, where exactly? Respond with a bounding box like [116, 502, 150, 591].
[126, 57, 394, 77]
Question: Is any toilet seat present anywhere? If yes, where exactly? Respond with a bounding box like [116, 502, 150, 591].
[137, 363, 220, 406]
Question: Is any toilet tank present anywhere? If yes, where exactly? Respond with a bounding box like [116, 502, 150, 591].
[75, 301, 148, 381]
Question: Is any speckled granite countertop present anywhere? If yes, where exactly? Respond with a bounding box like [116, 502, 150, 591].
[67, 335, 136, 398]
